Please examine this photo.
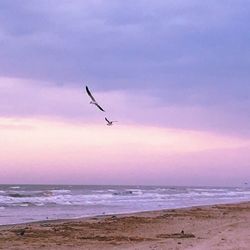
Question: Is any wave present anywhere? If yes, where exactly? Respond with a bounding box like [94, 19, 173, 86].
[113, 191, 134, 196]
[10, 186, 20, 189]
[0, 186, 250, 210]
[50, 189, 71, 194]
[2, 189, 71, 199]
[7, 193, 32, 198]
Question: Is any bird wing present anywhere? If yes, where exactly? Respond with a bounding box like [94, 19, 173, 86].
[105, 117, 110, 123]
[95, 103, 105, 112]
[86, 86, 96, 102]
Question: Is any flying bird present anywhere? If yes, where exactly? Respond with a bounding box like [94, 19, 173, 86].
[105, 117, 118, 126]
[85, 86, 105, 112]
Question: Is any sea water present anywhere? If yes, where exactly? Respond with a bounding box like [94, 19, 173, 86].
[0, 184, 250, 225]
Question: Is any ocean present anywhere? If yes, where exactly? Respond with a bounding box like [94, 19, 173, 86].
[0, 184, 250, 225]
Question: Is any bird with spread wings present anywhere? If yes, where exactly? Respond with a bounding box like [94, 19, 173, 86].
[105, 117, 118, 126]
[85, 86, 105, 112]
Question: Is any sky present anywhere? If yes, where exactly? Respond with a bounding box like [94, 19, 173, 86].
[0, 0, 249, 186]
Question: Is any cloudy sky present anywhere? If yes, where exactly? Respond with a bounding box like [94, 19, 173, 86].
[0, 0, 249, 185]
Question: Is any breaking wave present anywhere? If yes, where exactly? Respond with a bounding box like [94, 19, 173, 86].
[1, 185, 250, 225]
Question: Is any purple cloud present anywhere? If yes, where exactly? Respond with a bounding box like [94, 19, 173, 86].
[0, 1, 249, 136]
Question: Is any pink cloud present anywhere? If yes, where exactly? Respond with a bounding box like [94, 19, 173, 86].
[0, 117, 249, 185]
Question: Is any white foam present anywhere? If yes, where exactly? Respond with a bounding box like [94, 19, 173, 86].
[19, 203, 29, 207]
[50, 189, 71, 194]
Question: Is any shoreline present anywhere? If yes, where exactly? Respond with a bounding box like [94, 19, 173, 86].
[1, 201, 250, 249]
[1, 199, 249, 227]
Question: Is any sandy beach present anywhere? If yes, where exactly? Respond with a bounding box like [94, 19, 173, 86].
[0, 202, 249, 250]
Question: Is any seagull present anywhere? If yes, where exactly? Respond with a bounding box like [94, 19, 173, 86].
[85, 86, 105, 112]
[105, 117, 118, 126]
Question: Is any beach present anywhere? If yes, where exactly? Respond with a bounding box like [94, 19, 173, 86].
[0, 201, 250, 250]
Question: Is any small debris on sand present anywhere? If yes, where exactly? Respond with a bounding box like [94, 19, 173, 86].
[157, 233, 195, 239]
[16, 229, 26, 236]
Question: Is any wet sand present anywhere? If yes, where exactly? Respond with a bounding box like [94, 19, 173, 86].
[0, 202, 250, 250]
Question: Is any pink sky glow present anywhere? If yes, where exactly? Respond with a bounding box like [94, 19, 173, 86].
[1, 117, 249, 186]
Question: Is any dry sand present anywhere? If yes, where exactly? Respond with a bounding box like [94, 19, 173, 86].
[0, 202, 250, 250]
